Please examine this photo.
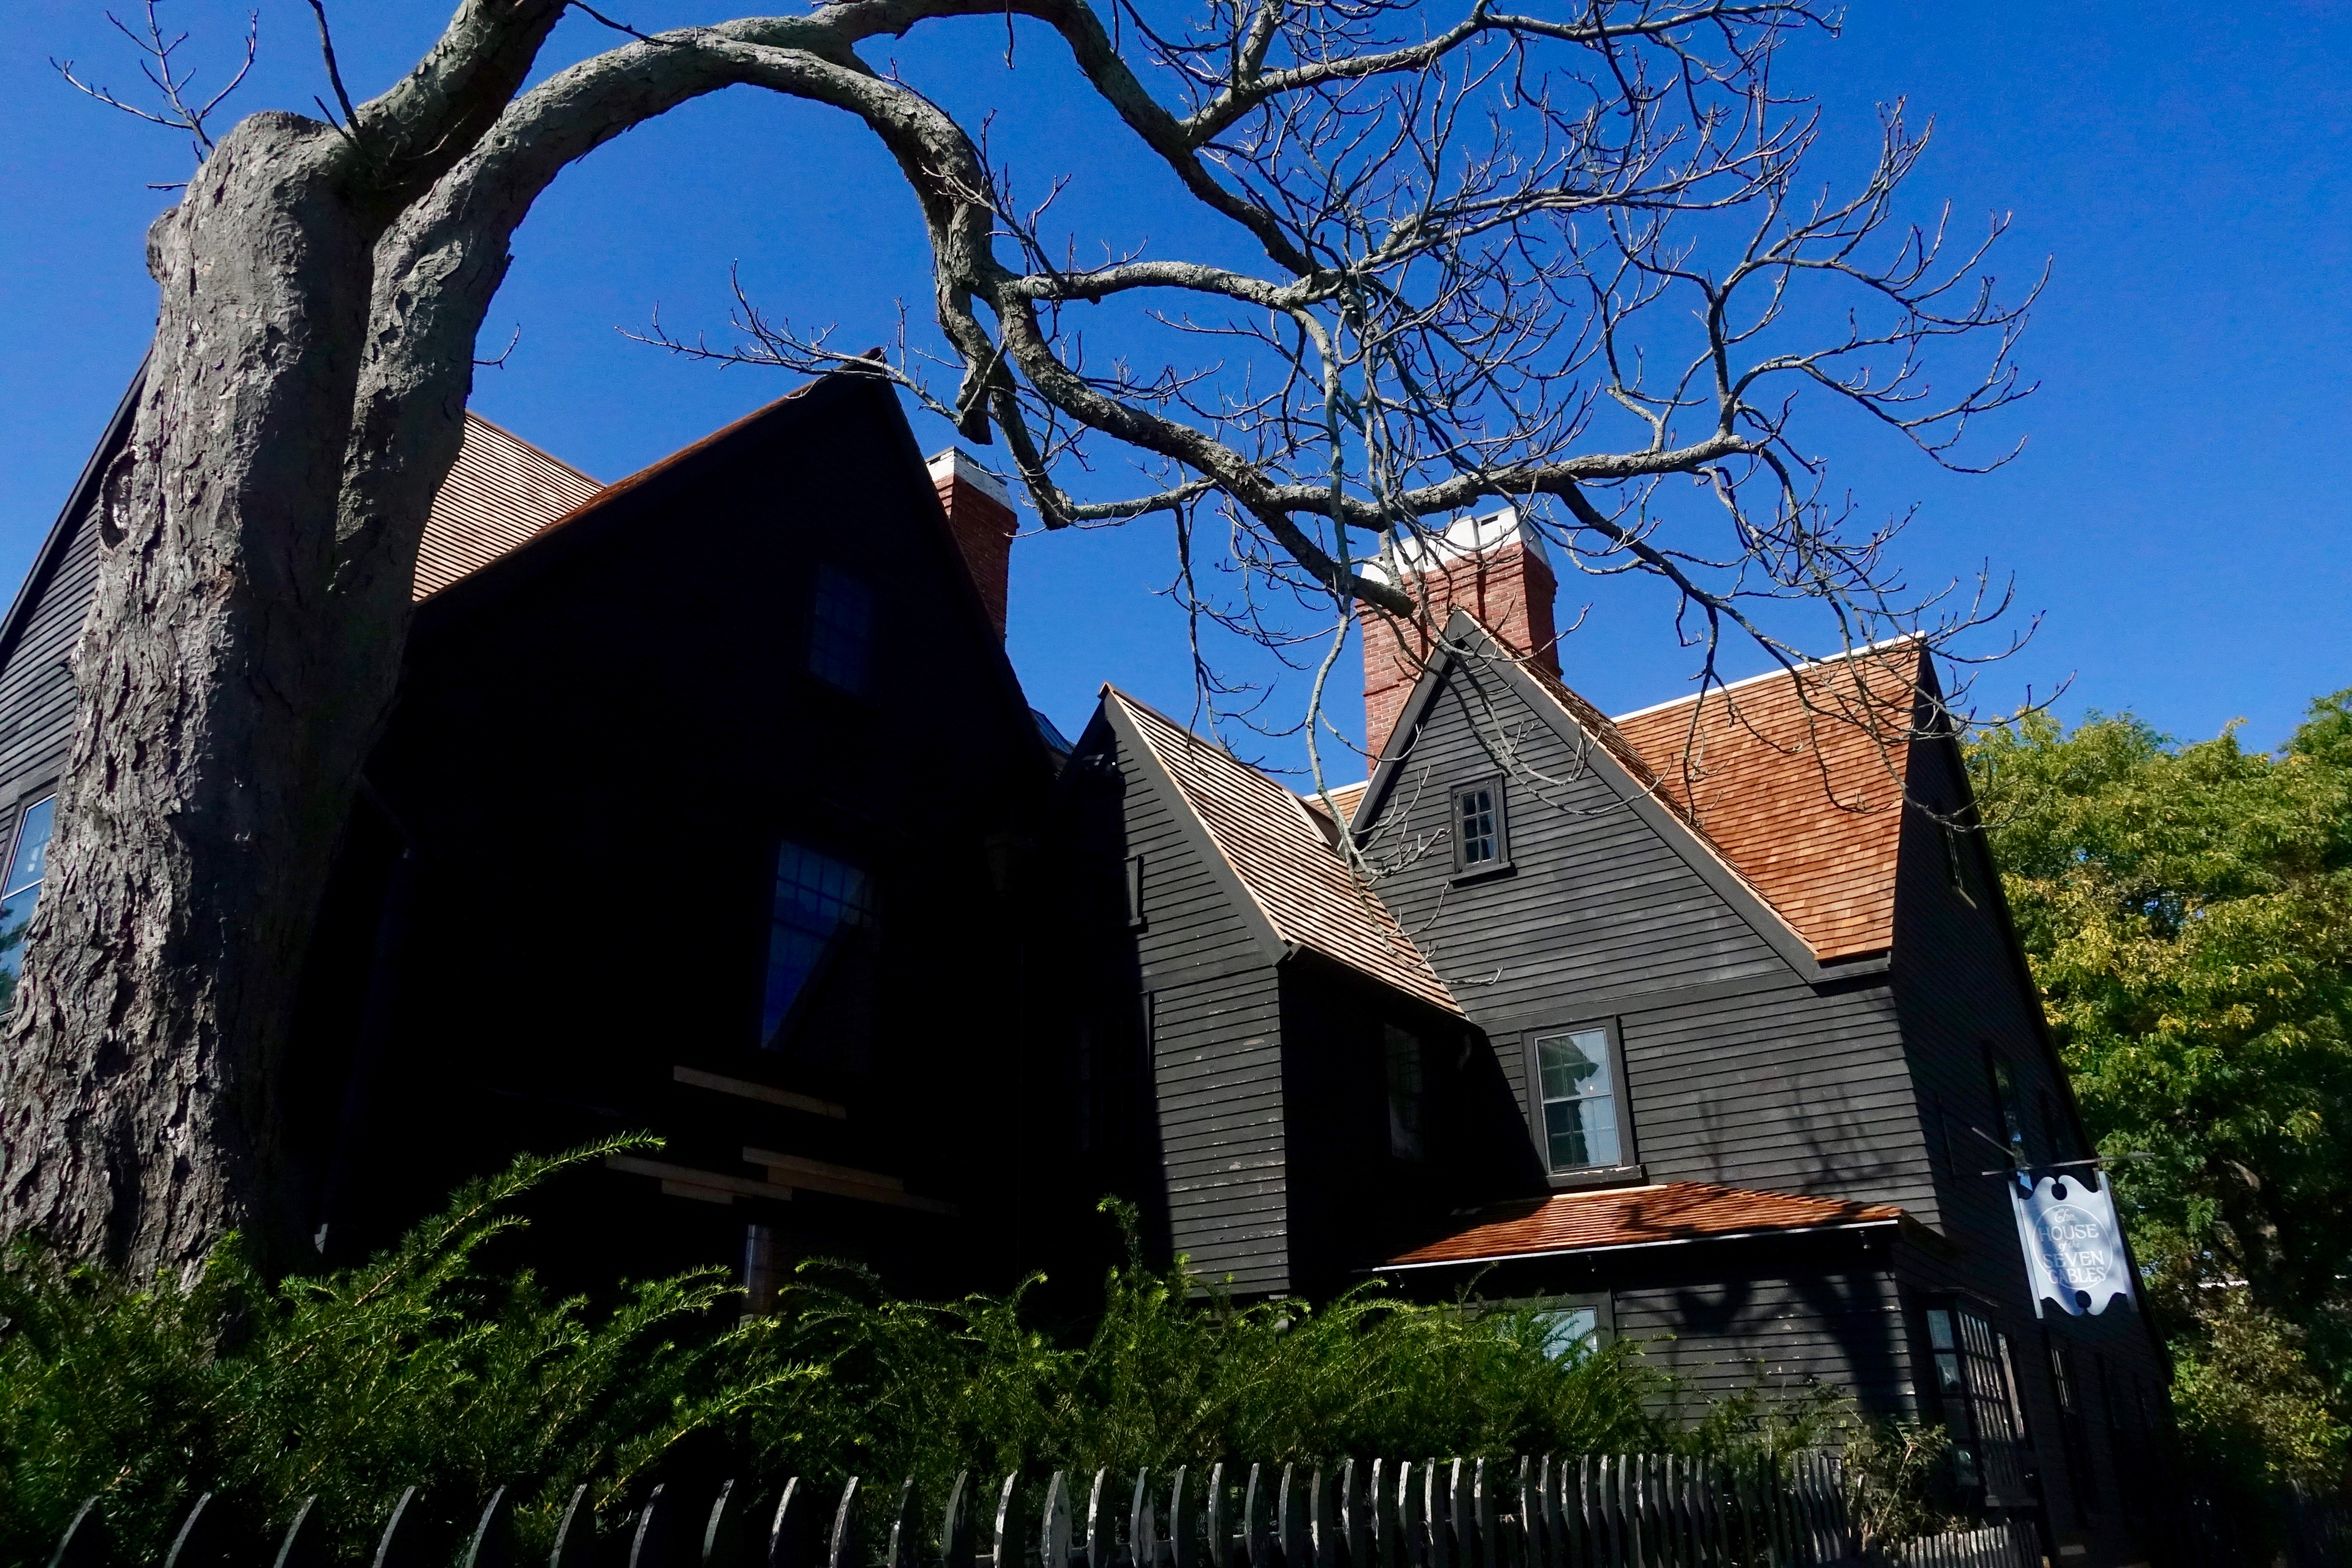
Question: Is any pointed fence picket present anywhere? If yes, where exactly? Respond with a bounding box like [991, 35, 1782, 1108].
[37, 1452, 2085, 1568]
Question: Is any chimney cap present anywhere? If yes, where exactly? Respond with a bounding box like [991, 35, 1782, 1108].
[926, 448, 1016, 512]
[1364, 505, 1552, 586]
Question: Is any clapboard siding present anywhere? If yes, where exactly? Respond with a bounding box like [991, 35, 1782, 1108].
[1611, 1256, 1914, 1416]
[0, 462, 107, 847]
[1066, 714, 1294, 1295]
[1359, 652, 1923, 1210]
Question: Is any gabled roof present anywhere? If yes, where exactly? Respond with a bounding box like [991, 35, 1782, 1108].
[1610, 640, 1924, 962]
[412, 413, 603, 599]
[1380, 1181, 1906, 1269]
[1102, 689, 1460, 1016]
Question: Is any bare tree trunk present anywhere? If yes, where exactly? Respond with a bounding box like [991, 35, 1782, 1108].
[0, 112, 432, 1277]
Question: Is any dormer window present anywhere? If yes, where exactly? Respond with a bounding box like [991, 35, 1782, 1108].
[1452, 781, 1506, 873]
[808, 564, 874, 693]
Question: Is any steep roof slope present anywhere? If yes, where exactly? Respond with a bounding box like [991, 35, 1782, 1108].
[1609, 640, 1924, 962]
[412, 413, 604, 599]
[1107, 690, 1459, 1015]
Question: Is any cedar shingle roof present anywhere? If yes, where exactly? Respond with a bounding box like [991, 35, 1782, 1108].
[1109, 691, 1460, 1015]
[1384, 1181, 1906, 1267]
[413, 413, 603, 600]
[1608, 641, 1924, 962]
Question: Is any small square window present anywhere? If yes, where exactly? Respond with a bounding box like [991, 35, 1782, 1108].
[808, 564, 874, 693]
[1452, 781, 1504, 873]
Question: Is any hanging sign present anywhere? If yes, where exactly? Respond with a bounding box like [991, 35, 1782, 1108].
[2010, 1171, 2135, 1317]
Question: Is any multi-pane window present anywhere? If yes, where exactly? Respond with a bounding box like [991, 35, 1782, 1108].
[808, 564, 874, 693]
[1534, 1027, 1621, 1172]
[762, 842, 875, 1050]
[1453, 784, 1501, 870]
[1535, 1305, 1599, 1360]
[1923, 1301, 2029, 1503]
[1385, 1023, 1426, 1161]
[0, 795, 57, 1003]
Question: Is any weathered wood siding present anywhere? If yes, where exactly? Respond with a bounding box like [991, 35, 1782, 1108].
[1055, 715, 1293, 1295]
[0, 406, 121, 873]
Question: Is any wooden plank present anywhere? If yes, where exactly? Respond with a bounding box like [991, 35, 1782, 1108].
[606, 1154, 795, 1204]
[673, 1065, 848, 1119]
[741, 1147, 961, 1215]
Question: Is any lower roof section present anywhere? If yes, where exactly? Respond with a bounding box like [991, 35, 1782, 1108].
[1379, 1181, 1907, 1270]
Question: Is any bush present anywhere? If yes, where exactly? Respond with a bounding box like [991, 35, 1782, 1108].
[0, 1145, 1806, 1563]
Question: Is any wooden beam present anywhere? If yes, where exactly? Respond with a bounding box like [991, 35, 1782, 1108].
[672, 1065, 849, 1119]
[741, 1147, 959, 1216]
[606, 1155, 797, 1206]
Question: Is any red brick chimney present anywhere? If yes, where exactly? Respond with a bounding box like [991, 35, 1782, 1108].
[927, 449, 1019, 640]
[1361, 507, 1560, 762]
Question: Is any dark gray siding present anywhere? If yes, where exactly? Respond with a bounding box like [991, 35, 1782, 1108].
[1361, 654, 1928, 1213]
[0, 496, 101, 866]
[1612, 1256, 1914, 1417]
[1093, 726, 1291, 1295]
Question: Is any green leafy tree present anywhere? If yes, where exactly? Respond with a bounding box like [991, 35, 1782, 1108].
[1967, 693, 2352, 1489]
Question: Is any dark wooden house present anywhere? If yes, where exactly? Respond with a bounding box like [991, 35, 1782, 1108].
[0, 368, 1059, 1295]
[9, 372, 2175, 1565]
[1036, 510, 2175, 1568]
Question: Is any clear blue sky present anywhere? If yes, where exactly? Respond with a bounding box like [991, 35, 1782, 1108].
[3, 1, 2346, 770]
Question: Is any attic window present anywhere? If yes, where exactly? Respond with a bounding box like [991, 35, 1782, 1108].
[808, 564, 874, 693]
[1453, 782, 1505, 872]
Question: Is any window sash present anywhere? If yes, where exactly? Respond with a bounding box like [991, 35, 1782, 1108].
[1534, 1027, 1622, 1172]
[1452, 782, 1504, 871]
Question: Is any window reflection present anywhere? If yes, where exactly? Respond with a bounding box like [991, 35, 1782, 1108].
[0, 796, 58, 1004]
[1536, 1028, 1621, 1171]
[763, 841, 875, 1051]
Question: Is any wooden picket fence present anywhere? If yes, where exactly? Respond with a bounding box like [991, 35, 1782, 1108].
[1886, 1522, 2037, 1568]
[42, 1452, 2038, 1568]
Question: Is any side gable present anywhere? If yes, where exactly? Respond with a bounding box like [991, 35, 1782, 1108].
[1353, 611, 1833, 985]
[1106, 690, 1459, 1014]
[1063, 703, 1293, 1293]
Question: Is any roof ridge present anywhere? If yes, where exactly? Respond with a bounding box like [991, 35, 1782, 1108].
[1609, 633, 1926, 723]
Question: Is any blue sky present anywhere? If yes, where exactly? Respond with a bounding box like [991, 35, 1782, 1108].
[2, 0, 2347, 769]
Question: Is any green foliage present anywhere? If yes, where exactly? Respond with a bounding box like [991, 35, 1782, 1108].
[718, 1200, 1670, 1500]
[0, 1168, 1755, 1564]
[1967, 692, 2352, 1489]
[1838, 1420, 1961, 1551]
[2166, 1282, 2348, 1496]
[0, 1136, 793, 1564]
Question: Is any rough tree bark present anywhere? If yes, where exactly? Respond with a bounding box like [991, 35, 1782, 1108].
[2, 0, 2026, 1277]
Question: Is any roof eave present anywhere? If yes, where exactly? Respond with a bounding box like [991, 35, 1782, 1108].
[1367, 1216, 1905, 1273]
